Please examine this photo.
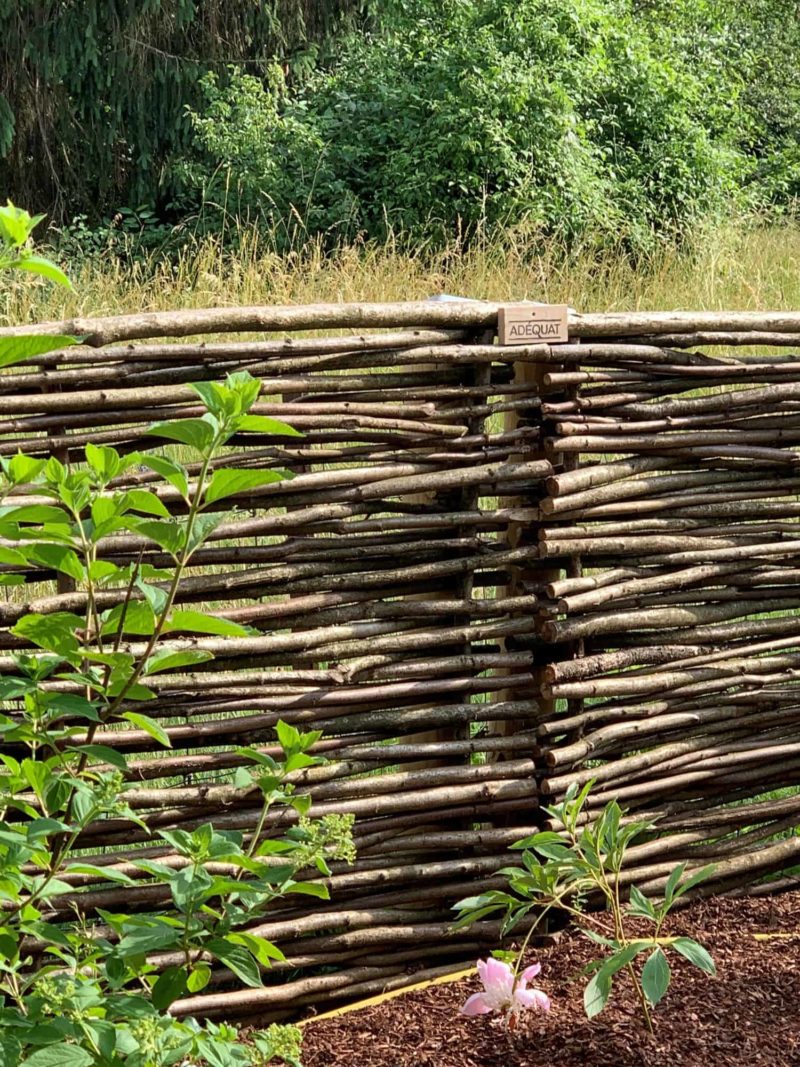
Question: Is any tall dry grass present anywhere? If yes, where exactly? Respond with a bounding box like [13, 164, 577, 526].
[4, 222, 800, 327]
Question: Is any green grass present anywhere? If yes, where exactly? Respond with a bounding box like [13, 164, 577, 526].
[5, 220, 800, 326]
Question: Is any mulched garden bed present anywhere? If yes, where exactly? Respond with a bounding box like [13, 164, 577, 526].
[301, 891, 800, 1066]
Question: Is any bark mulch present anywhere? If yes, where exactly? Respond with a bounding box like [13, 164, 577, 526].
[301, 892, 800, 1067]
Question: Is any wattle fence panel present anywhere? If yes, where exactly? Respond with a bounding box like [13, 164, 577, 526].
[2, 302, 800, 1018]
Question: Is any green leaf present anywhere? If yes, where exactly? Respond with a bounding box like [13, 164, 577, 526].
[128, 519, 184, 556]
[0, 546, 27, 566]
[187, 964, 212, 993]
[664, 862, 688, 905]
[275, 719, 300, 751]
[41, 692, 100, 721]
[155, 828, 193, 854]
[190, 380, 233, 417]
[237, 746, 279, 770]
[226, 931, 285, 966]
[204, 467, 286, 505]
[90, 496, 124, 536]
[23, 545, 84, 582]
[2, 453, 46, 485]
[143, 648, 215, 674]
[64, 864, 135, 886]
[117, 920, 182, 957]
[512, 830, 564, 850]
[100, 600, 156, 637]
[672, 864, 717, 900]
[20, 920, 71, 949]
[284, 751, 320, 772]
[286, 881, 329, 899]
[88, 560, 124, 583]
[671, 937, 716, 975]
[584, 968, 611, 1019]
[82, 651, 133, 669]
[136, 578, 169, 616]
[146, 417, 216, 451]
[71, 744, 129, 770]
[233, 767, 254, 789]
[0, 677, 32, 699]
[104, 993, 158, 1019]
[122, 712, 172, 748]
[641, 947, 671, 1006]
[583, 940, 647, 1019]
[87, 1021, 116, 1061]
[224, 369, 262, 404]
[23, 1045, 93, 1067]
[0, 335, 77, 370]
[11, 613, 83, 662]
[532, 840, 575, 862]
[9, 255, 72, 289]
[19, 758, 47, 802]
[235, 414, 302, 437]
[168, 864, 213, 910]
[127, 454, 188, 499]
[0, 504, 68, 526]
[123, 488, 171, 517]
[628, 884, 657, 919]
[580, 928, 616, 948]
[0, 202, 43, 244]
[288, 793, 312, 816]
[151, 966, 188, 1010]
[205, 937, 263, 988]
[185, 510, 227, 553]
[22, 1023, 68, 1046]
[85, 443, 123, 483]
[163, 610, 254, 637]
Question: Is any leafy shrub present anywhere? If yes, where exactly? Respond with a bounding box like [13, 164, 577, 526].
[639, 0, 800, 209]
[0, 219, 355, 1065]
[0, 373, 356, 1066]
[183, 0, 739, 251]
[0, 1, 369, 221]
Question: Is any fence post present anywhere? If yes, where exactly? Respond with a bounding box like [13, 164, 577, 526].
[402, 329, 494, 772]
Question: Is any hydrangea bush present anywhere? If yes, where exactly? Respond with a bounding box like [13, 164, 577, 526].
[0, 206, 355, 1067]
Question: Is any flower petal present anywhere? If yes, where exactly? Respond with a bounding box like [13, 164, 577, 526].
[520, 962, 542, 983]
[461, 992, 494, 1016]
[515, 987, 551, 1014]
[476, 957, 514, 1007]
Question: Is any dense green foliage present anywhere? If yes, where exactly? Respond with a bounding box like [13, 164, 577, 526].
[0, 0, 367, 221]
[3, 0, 800, 251]
[183, 0, 734, 248]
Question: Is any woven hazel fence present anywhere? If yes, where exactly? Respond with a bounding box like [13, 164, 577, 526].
[2, 302, 800, 1019]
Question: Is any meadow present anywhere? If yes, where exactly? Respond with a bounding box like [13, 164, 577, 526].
[6, 222, 800, 328]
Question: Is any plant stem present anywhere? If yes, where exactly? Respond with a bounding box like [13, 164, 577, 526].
[627, 962, 654, 1034]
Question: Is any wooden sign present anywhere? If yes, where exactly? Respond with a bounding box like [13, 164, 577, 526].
[498, 303, 570, 345]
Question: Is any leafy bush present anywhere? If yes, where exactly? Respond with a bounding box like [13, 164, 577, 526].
[0, 1, 369, 222]
[639, 0, 800, 209]
[0, 220, 355, 1065]
[183, 0, 739, 251]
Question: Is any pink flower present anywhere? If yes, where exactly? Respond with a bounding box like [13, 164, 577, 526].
[461, 958, 551, 1021]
